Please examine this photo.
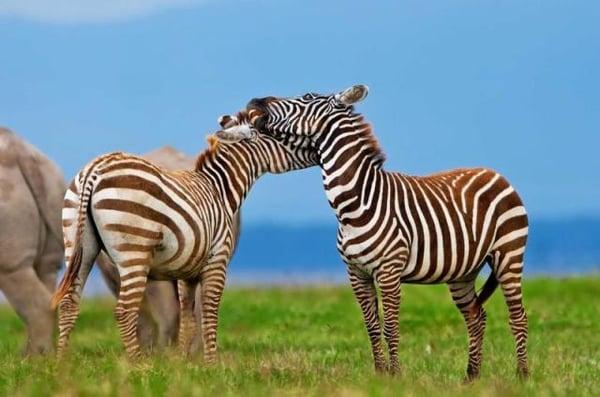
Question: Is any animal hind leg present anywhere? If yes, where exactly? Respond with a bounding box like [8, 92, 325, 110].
[0, 266, 55, 355]
[189, 282, 204, 356]
[97, 253, 159, 350]
[139, 280, 179, 350]
[151, 281, 179, 348]
[136, 298, 157, 351]
[56, 222, 100, 358]
[493, 248, 529, 378]
[448, 277, 487, 381]
[35, 234, 63, 295]
[178, 279, 198, 356]
[138, 280, 179, 349]
[114, 261, 150, 360]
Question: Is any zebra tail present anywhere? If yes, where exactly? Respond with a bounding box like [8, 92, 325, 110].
[51, 168, 98, 310]
[473, 272, 499, 311]
[51, 245, 83, 309]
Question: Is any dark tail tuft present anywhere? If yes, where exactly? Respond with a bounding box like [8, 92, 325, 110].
[473, 272, 499, 313]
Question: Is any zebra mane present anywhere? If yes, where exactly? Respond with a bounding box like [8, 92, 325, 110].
[194, 135, 221, 171]
[354, 115, 386, 168]
[194, 111, 254, 171]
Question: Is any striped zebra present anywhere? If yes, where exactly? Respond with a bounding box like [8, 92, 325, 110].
[51, 111, 319, 361]
[246, 85, 530, 379]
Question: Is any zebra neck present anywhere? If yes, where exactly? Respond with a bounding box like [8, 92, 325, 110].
[201, 148, 264, 217]
[318, 126, 386, 223]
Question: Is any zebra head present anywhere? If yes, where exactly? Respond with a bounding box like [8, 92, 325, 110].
[214, 113, 257, 142]
[211, 110, 320, 173]
[246, 85, 369, 143]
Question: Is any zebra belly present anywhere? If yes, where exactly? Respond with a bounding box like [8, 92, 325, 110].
[401, 243, 491, 284]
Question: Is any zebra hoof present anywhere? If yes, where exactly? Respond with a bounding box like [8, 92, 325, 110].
[126, 349, 144, 362]
[203, 355, 218, 366]
[463, 369, 480, 383]
[387, 364, 401, 376]
[374, 362, 387, 374]
[517, 367, 530, 380]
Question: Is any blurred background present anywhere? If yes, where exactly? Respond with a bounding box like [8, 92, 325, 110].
[1, 0, 598, 293]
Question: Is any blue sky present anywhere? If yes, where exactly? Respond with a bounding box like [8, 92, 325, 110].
[0, 0, 598, 224]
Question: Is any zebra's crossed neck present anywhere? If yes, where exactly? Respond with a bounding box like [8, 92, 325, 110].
[194, 110, 319, 215]
[245, 85, 386, 219]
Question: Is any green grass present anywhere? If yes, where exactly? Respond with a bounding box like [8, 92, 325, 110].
[1, 277, 599, 396]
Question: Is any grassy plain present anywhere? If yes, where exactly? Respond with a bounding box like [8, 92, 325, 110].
[0, 277, 598, 396]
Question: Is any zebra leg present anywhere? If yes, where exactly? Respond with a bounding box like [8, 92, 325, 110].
[178, 279, 198, 356]
[348, 266, 386, 372]
[496, 254, 529, 378]
[448, 279, 487, 381]
[114, 266, 149, 361]
[199, 261, 227, 365]
[56, 247, 99, 358]
[375, 266, 402, 375]
[189, 281, 204, 356]
[56, 279, 88, 358]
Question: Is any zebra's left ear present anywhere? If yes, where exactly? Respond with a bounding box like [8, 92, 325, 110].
[214, 124, 255, 143]
[335, 84, 369, 105]
[218, 114, 237, 129]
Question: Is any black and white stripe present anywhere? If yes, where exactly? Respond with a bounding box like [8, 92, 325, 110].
[52, 112, 319, 361]
[247, 85, 530, 379]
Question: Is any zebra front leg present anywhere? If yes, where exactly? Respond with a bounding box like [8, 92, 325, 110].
[448, 279, 487, 381]
[178, 279, 198, 356]
[114, 266, 149, 361]
[348, 267, 386, 372]
[199, 262, 227, 365]
[375, 265, 402, 375]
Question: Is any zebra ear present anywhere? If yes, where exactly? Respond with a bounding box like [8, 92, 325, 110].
[214, 124, 255, 143]
[335, 85, 369, 105]
[218, 114, 236, 129]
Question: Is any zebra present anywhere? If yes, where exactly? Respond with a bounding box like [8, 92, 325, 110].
[51, 111, 319, 362]
[246, 85, 530, 380]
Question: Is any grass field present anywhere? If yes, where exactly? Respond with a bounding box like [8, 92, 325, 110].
[0, 277, 599, 396]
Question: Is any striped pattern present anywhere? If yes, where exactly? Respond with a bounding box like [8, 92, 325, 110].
[52, 112, 318, 361]
[247, 87, 530, 379]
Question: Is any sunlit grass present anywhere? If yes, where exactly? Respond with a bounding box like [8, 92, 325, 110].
[0, 277, 598, 396]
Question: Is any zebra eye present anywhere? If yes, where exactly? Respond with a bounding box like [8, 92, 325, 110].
[302, 94, 313, 100]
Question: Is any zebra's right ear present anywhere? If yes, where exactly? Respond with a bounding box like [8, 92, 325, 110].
[335, 85, 369, 105]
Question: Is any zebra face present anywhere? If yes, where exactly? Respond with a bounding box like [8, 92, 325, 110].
[246, 85, 369, 141]
[214, 111, 320, 173]
[214, 115, 257, 143]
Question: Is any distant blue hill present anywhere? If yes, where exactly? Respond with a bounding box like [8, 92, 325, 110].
[227, 216, 600, 282]
[32, 216, 598, 298]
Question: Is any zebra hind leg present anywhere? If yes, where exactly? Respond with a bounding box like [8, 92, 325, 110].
[348, 267, 387, 373]
[448, 279, 487, 381]
[56, 222, 100, 358]
[114, 264, 150, 361]
[494, 250, 529, 379]
[178, 279, 199, 356]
